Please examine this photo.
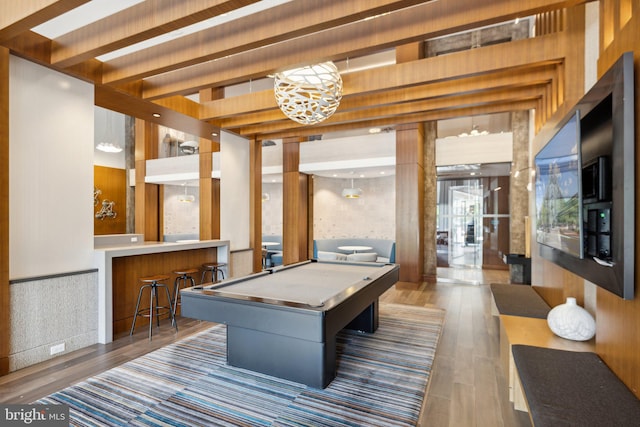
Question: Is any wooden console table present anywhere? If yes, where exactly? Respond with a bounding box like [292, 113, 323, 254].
[499, 315, 595, 412]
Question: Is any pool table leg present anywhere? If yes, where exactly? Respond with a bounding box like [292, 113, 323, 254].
[226, 325, 337, 389]
[345, 300, 379, 333]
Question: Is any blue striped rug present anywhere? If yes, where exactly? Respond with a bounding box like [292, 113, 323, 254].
[38, 303, 444, 426]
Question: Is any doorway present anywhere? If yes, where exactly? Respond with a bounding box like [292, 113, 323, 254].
[449, 184, 483, 268]
[436, 166, 511, 272]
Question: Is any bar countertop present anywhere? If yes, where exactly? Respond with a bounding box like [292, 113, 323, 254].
[94, 239, 230, 343]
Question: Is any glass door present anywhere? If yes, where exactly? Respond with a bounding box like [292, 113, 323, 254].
[448, 184, 483, 268]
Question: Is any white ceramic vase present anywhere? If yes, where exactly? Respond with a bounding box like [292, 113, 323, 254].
[547, 297, 596, 341]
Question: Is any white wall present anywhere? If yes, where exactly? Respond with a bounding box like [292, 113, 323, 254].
[220, 131, 250, 250]
[313, 175, 396, 239]
[9, 56, 94, 279]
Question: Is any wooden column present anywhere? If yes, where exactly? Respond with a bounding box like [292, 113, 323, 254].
[134, 119, 160, 241]
[199, 88, 222, 242]
[198, 136, 221, 241]
[0, 46, 10, 375]
[250, 137, 263, 272]
[396, 124, 425, 284]
[396, 42, 426, 284]
[282, 138, 308, 265]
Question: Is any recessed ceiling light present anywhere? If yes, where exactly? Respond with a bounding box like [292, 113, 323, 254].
[211, 132, 218, 137]
[369, 127, 382, 134]
[152, 113, 161, 118]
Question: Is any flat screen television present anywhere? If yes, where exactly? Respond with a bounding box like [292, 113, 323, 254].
[534, 111, 583, 258]
[535, 51, 634, 300]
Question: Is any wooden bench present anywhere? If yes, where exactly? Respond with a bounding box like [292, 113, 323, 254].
[512, 345, 640, 426]
[492, 283, 640, 425]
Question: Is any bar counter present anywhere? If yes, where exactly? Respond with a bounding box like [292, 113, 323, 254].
[94, 239, 230, 343]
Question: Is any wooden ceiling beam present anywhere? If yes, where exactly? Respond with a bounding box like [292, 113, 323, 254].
[0, 0, 89, 43]
[210, 63, 560, 126]
[234, 84, 546, 137]
[198, 36, 563, 124]
[51, 0, 260, 68]
[95, 85, 219, 140]
[246, 99, 539, 141]
[101, 0, 430, 85]
[140, 0, 586, 99]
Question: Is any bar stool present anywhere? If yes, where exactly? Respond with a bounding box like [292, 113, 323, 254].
[172, 268, 198, 319]
[130, 274, 178, 340]
[201, 262, 227, 284]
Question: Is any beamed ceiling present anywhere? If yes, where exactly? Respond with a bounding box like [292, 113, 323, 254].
[1, 0, 595, 142]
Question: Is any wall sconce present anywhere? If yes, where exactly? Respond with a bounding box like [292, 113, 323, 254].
[262, 193, 270, 202]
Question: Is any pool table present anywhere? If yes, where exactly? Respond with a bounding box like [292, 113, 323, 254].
[180, 260, 399, 388]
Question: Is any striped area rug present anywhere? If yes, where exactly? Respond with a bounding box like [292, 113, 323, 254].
[38, 303, 444, 426]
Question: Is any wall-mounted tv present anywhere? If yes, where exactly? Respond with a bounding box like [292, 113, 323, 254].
[535, 51, 634, 300]
[535, 112, 582, 259]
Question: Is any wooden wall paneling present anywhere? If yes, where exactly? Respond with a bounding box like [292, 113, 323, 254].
[111, 247, 218, 336]
[297, 173, 309, 262]
[307, 175, 314, 259]
[134, 119, 161, 241]
[592, 6, 640, 399]
[94, 166, 127, 235]
[563, 4, 586, 106]
[395, 124, 424, 284]
[0, 46, 9, 375]
[250, 138, 262, 272]
[282, 139, 303, 265]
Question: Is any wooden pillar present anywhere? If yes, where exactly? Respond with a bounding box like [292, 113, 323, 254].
[134, 119, 160, 241]
[199, 89, 222, 242]
[282, 138, 308, 265]
[0, 46, 10, 375]
[198, 136, 221, 241]
[250, 137, 263, 272]
[396, 124, 425, 283]
[396, 42, 426, 284]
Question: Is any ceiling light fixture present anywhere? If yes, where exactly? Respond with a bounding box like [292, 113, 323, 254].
[341, 178, 362, 199]
[459, 125, 489, 137]
[152, 113, 161, 118]
[96, 109, 123, 153]
[274, 61, 343, 125]
[177, 183, 195, 203]
[96, 142, 123, 153]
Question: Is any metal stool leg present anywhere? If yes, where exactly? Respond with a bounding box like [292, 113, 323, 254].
[130, 283, 149, 336]
[162, 284, 178, 332]
[200, 269, 210, 284]
[148, 284, 155, 340]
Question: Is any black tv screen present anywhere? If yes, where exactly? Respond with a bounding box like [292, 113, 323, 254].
[535, 112, 583, 258]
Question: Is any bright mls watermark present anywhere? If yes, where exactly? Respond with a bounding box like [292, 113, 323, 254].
[0, 405, 68, 426]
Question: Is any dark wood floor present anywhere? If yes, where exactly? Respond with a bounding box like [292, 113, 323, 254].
[0, 267, 531, 426]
